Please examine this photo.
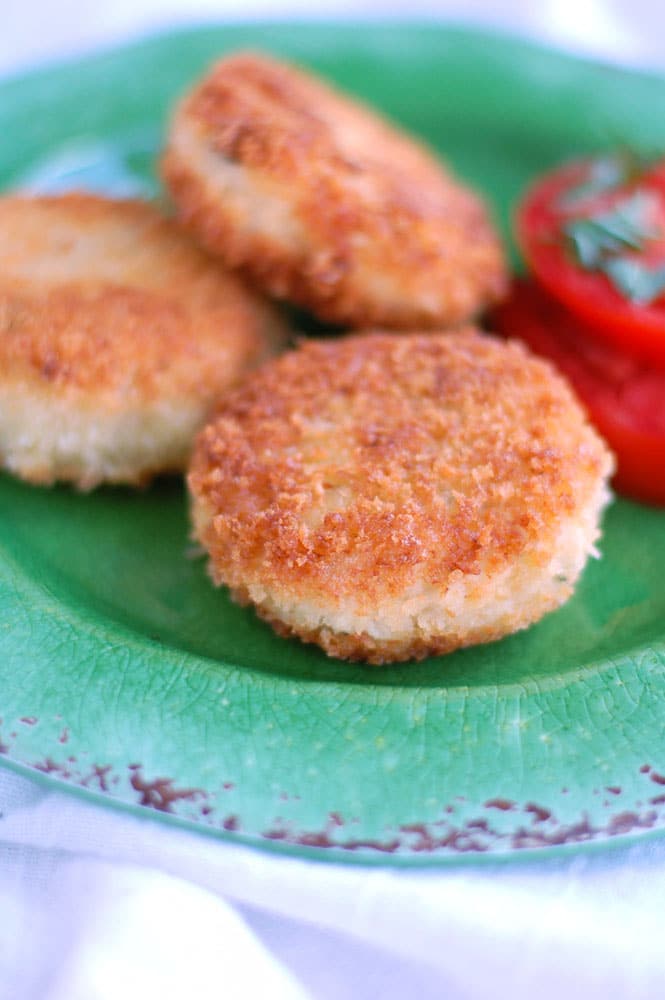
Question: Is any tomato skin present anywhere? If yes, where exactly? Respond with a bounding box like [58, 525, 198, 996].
[491, 279, 665, 506]
[517, 158, 665, 366]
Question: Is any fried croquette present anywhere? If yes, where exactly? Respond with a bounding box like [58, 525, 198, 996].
[162, 52, 507, 330]
[0, 194, 287, 489]
[188, 330, 614, 664]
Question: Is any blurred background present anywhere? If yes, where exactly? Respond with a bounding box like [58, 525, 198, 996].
[2, 0, 665, 77]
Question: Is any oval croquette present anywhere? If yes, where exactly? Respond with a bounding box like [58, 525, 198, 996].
[0, 194, 287, 489]
[188, 330, 614, 664]
[161, 51, 507, 330]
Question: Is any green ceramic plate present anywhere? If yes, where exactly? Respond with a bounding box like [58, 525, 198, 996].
[1, 23, 664, 865]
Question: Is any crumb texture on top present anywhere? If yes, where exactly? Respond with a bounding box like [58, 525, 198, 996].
[162, 51, 507, 329]
[189, 330, 614, 663]
[0, 193, 286, 488]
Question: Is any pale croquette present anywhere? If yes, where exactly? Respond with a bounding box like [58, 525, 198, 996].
[0, 194, 287, 489]
[188, 330, 614, 664]
[161, 51, 507, 330]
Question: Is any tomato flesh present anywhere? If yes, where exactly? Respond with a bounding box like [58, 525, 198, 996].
[491, 279, 665, 506]
[517, 157, 665, 366]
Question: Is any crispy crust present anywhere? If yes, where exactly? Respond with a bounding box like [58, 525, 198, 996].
[0, 194, 287, 488]
[236, 596, 538, 665]
[162, 51, 507, 329]
[189, 330, 614, 664]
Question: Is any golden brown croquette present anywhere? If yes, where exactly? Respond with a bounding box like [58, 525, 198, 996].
[162, 52, 507, 330]
[0, 193, 287, 489]
[188, 330, 614, 664]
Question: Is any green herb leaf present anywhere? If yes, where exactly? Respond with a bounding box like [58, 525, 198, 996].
[559, 149, 659, 207]
[559, 156, 628, 207]
[601, 257, 665, 304]
[564, 191, 661, 269]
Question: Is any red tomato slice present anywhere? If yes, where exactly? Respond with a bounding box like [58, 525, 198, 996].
[490, 279, 665, 506]
[517, 157, 665, 365]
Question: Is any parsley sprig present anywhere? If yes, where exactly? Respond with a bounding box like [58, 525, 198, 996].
[563, 191, 665, 304]
[565, 191, 659, 268]
[602, 258, 665, 305]
[559, 149, 656, 207]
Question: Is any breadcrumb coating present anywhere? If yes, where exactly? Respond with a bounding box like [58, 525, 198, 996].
[0, 194, 287, 488]
[162, 51, 507, 329]
[189, 330, 614, 664]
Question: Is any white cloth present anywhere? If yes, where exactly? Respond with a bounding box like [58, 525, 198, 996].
[2, 766, 665, 1000]
[2, 0, 665, 76]
[2, 3, 665, 998]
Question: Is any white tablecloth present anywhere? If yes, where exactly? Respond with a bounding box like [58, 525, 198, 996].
[2, 3, 665, 998]
[3, 0, 665, 75]
[4, 766, 665, 1000]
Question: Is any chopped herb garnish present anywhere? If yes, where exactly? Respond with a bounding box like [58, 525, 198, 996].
[559, 149, 659, 207]
[564, 191, 661, 270]
[560, 157, 627, 207]
[601, 257, 665, 305]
